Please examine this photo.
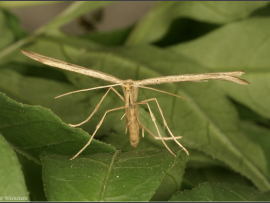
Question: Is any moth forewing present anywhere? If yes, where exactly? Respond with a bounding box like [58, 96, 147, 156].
[21, 50, 122, 84]
[137, 71, 250, 86]
[21, 50, 250, 160]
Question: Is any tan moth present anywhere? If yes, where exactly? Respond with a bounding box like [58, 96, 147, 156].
[21, 50, 250, 160]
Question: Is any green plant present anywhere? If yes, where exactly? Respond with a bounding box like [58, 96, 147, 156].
[0, 1, 270, 201]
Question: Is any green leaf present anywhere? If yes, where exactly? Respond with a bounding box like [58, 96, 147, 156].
[2, 1, 270, 200]
[126, 1, 268, 45]
[183, 150, 253, 190]
[251, 3, 270, 17]
[151, 152, 186, 201]
[154, 18, 220, 47]
[80, 25, 133, 46]
[183, 167, 252, 189]
[0, 133, 29, 199]
[0, 92, 115, 163]
[170, 183, 270, 201]
[0, 9, 26, 51]
[41, 149, 184, 201]
[169, 17, 270, 119]
[240, 121, 270, 176]
[0, 68, 122, 136]
[17, 153, 46, 201]
[0, 10, 16, 50]
[231, 99, 269, 123]
[186, 149, 226, 168]
[2, 35, 269, 190]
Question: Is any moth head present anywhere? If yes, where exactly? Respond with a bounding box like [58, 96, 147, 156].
[123, 80, 135, 91]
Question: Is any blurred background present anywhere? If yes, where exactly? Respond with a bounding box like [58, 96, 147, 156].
[1, 2, 270, 201]
[11, 1, 155, 34]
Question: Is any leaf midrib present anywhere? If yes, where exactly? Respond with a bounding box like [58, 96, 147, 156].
[100, 150, 120, 201]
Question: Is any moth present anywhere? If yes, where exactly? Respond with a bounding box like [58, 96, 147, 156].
[21, 50, 250, 160]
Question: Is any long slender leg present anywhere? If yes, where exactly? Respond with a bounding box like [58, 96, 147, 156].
[120, 113, 128, 134]
[120, 113, 126, 120]
[136, 98, 168, 129]
[127, 117, 136, 126]
[138, 122, 181, 140]
[136, 114, 176, 157]
[70, 105, 126, 160]
[136, 99, 177, 139]
[69, 87, 124, 127]
[136, 99, 189, 155]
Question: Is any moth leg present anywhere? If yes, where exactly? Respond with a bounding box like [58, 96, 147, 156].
[122, 116, 137, 134]
[70, 105, 126, 160]
[119, 113, 128, 133]
[135, 102, 177, 156]
[136, 117, 176, 157]
[69, 87, 124, 127]
[136, 99, 189, 155]
[127, 117, 136, 126]
[137, 118, 182, 140]
[120, 113, 126, 120]
[136, 98, 169, 129]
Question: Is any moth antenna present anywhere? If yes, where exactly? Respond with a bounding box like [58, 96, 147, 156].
[138, 85, 188, 100]
[55, 84, 120, 98]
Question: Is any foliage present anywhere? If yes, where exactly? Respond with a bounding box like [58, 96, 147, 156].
[0, 1, 270, 201]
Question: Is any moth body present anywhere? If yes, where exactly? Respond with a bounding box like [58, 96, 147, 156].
[123, 82, 140, 147]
